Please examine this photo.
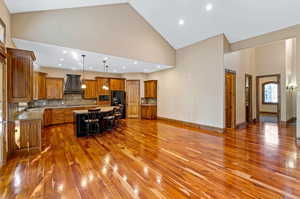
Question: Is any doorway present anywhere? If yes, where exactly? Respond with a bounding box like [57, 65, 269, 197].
[225, 70, 236, 129]
[245, 74, 253, 123]
[126, 80, 140, 118]
[256, 74, 281, 123]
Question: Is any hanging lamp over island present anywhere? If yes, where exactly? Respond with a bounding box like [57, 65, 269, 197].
[81, 54, 87, 89]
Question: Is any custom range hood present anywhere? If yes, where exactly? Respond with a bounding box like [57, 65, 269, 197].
[64, 74, 82, 94]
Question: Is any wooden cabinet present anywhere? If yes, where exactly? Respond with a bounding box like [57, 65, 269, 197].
[33, 72, 47, 100]
[7, 48, 35, 102]
[141, 105, 157, 120]
[43, 109, 52, 126]
[83, 80, 97, 99]
[144, 80, 157, 98]
[46, 78, 64, 99]
[51, 109, 65, 125]
[43, 106, 97, 126]
[110, 78, 125, 91]
[96, 77, 110, 95]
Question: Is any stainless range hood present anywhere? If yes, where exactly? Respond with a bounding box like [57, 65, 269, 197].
[64, 74, 82, 94]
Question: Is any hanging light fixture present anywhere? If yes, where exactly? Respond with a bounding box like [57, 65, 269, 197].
[81, 54, 87, 89]
[102, 59, 109, 90]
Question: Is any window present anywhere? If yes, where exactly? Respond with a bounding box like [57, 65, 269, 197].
[262, 82, 278, 104]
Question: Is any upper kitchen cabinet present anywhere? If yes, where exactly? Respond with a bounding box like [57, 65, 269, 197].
[83, 80, 97, 99]
[96, 77, 110, 95]
[33, 72, 47, 100]
[46, 78, 64, 99]
[110, 78, 125, 91]
[144, 80, 157, 98]
[7, 48, 35, 103]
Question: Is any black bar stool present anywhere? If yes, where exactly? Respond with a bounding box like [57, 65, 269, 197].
[102, 110, 115, 130]
[84, 108, 101, 135]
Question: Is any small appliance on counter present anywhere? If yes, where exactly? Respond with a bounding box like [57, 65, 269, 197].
[111, 91, 126, 119]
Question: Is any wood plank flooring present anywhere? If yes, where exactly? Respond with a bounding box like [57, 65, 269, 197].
[0, 119, 299, 199]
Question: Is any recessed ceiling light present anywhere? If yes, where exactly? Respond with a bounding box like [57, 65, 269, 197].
[178, 19, 185, 26]
[206, 3, 213, 11]
[104, 57, 108, 61]
[58, 63, 62, 67]
[63, 50, 67, 54]
[72, 51, 79, 61]
[59, 58, 64, 61]
[134, 61, 138, 65]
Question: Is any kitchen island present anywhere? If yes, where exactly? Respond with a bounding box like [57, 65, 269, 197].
[73, 106, 117, 137]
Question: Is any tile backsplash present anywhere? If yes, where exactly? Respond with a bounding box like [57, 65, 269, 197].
[29, 94, 97, 107]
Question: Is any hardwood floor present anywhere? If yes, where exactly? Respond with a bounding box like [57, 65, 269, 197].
[0, 120, 299, 199]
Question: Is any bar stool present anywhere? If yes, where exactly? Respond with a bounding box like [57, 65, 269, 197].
[84, 108, 101, 135]
[102, 110, 115, 130]
[113, 108, 122, 127]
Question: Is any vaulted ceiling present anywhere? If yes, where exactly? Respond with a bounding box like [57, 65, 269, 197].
[5, 0, 300, 49]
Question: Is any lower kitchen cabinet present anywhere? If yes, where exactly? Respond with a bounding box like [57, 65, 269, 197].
[141, 105, 157, 120]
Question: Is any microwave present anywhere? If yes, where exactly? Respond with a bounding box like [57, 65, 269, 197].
[99, 95, 110, 101]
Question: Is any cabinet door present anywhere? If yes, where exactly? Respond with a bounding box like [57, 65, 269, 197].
[144, 81, 157, 98]
[64, 108, 74, 123]
[46, 78, 64, 99]
[83, 80, 97, 99]
[51, 109, 65, 125]
[33, 72, 47, 100]
[96, 78, 110, 95]
[7, 49, 34, 102]
[110, 79, 125, 91]
[43, 109, 52, 126]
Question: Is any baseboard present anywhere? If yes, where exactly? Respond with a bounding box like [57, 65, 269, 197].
[236, 122, 248, 130]
[280, 117, 296, 127]
[157, 116, 224, 133]
[259, 111, 278, 115]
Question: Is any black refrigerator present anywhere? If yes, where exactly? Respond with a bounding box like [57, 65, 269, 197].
[111, 91, 126, 119]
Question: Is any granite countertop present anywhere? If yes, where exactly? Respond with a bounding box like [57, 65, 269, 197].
[13, 104, 99, 121]
[73, 106, 117, 114]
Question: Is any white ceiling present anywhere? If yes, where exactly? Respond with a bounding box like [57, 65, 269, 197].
[13, 39, 172, 73]
[4, 0, 126, 13]
[5, 0, 300, 49]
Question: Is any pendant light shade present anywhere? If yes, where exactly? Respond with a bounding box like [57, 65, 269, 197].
[81, 54, 86, 89]
[102, 59, 109, 90]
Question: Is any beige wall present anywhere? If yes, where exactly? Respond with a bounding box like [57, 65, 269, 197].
[224, 48, 256, 125]
[0, 0, 14, 47]
[286, 39, 297, 120]
[11, 3, 175, 66]
[255, 40, 287, 121]
[230, 24, 300, 91]
[148, 35, 225, 129]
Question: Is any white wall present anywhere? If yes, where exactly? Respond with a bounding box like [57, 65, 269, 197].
[148, 35, 225, 129]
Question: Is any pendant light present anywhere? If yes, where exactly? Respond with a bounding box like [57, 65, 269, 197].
[102, 59, 109, 90]
[81, 54, 87, 89]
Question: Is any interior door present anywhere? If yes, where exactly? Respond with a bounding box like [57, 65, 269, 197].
[126, 80, 140, 118]
[225, 71, 236, 129]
